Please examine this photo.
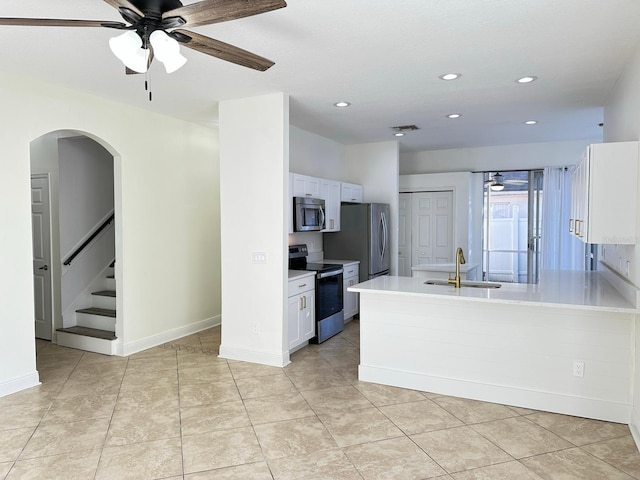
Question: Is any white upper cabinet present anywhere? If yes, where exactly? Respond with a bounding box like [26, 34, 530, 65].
[341, 182, 363, 203]
[320, 179, 341, 232]
[570, 141, 639, 244]
[291, 173, 320, 198]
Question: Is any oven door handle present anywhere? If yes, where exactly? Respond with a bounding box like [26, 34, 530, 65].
[317, 268, 343, 279]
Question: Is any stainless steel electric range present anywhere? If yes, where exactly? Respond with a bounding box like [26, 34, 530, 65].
[289, 244, 344, 343]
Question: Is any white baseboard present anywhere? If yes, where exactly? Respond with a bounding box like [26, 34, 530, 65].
[630, 406, 640, 450]
[118, 315, 220, 356]
[0, 372, 40, 398]
[359, 364, 631, 424]
[219, 344, 290, 367]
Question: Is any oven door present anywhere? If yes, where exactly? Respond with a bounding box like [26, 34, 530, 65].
[316, 269, 343, 320]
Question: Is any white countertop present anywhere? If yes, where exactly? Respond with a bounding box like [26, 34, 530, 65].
[349, 270, 639, 313]
[323, 259, 360, 267]
[411, 262, 478, 273]
[288, 270, 315, 281]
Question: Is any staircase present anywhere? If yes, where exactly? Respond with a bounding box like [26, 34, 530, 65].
[56, 263, 117, 355]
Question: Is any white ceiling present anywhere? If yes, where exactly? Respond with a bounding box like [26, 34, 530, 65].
[2, 0, 640, 152]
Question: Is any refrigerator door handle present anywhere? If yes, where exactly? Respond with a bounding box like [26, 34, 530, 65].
[380, 211, 387, 262]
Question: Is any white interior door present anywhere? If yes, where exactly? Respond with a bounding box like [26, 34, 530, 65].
[411, 191, 454, 266]
[397, 193, 412, 276]
[31, 175, 53, 340]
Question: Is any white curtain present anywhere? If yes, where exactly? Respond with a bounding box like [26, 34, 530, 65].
[541, 167, 585, 270]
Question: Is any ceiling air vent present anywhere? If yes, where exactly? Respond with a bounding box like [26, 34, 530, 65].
[391, 125, 420, 133]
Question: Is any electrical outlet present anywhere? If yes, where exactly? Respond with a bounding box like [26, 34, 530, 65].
[573, 360, 584, 378]
[251, 322, 259, 334]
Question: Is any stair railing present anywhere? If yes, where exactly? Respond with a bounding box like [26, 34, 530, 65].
[63, 213, 115, 266]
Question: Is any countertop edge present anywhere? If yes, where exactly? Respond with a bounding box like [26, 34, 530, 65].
[349, 272, 640, 314]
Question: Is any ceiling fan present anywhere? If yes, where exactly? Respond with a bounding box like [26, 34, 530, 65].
[484, 172, 528, 191]
[0, 0, 287, 74]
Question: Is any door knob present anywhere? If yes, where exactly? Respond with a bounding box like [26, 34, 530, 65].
[38, 265, 48, 271]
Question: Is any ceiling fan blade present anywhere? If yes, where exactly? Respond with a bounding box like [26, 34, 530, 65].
[165, 0, 286, 28]
[174, 29, 275, 71]
[103, 0, 144, 17]
[0, 18, 125, 28]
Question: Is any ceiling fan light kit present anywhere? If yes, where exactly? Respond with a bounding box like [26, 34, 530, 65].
[0, 0, 287, 82]
[109, 30, 149, 73]
[149, 30, 187, 73]
[490, 172, 505, 191]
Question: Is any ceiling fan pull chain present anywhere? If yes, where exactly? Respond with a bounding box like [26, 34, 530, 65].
[142, 28, 152, 102]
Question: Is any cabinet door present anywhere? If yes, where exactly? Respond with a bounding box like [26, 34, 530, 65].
[292, 173, 320, 198]
[320, 179, 341, 232]
[301, 291, 315, 341]
[343, 277, 359, 321]
[586, 142, 638, 244]
[341, 182, 363, 203]
[288, 294, 303, 349]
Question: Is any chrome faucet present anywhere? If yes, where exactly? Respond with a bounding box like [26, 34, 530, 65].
[448, 247, 466, 288]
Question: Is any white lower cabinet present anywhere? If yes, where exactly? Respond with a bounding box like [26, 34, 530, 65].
[343, 262, 359, 321]
[288, 274, 315, 352]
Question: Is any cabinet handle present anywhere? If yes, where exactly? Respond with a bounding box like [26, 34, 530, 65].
[298, 283, 307, 288]
[303, 295, 307, 309]
[576, 220, 583, 238]
[569, 219, 574, 233]
[299, 297, 304, 311]
[305, 193, 312, 196]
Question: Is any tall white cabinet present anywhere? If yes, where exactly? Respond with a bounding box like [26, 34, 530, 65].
[570, 141, 639, 244]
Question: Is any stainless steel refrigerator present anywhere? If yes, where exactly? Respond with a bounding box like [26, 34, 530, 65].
[324, 202, 390, 282]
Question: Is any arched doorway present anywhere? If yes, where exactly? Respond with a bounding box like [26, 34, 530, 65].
[30, 130, 120, 354]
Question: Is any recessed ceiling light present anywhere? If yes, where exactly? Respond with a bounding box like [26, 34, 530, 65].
[394, 133, 405, 137]
[439, 73, 461, 81]
[334, 101, 350, 107]
[516, 76, 538, 84]
[524, 120, 537, 125]
[447, 113, 462, 119]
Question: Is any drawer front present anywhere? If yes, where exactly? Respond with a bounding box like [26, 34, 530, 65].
[288, 276, 314, 296]
[343, 265, 359, 280]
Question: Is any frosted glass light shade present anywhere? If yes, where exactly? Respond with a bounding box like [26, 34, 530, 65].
[109, 31, 149, 73]
[149, 30, 187, 73]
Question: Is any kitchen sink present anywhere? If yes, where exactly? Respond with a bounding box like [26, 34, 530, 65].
[424, 279, 502, 289]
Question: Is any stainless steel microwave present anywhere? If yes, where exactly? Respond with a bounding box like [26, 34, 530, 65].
[293, 197, 326, 232]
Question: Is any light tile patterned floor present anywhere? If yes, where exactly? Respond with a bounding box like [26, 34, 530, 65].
[1, 320, 639, 479]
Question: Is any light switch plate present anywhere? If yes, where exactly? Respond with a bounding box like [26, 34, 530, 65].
[252, 252, 267, 264]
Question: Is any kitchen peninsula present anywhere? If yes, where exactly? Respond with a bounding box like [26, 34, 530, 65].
[349, 266, 639, 424]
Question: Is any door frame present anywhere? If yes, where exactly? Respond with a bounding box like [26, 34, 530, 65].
[31, 173, 54, 340]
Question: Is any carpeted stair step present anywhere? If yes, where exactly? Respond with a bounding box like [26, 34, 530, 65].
[56, 326, 116, 340]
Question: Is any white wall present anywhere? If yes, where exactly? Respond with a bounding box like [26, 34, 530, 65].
[399, 139, 598, 175]
[219, 93, 290, 367]
[288, 126, 346, 257]
[345, 141, 400, 274]
[0, 74, 220, 396]
[57, 136, 115, 318]
[602, 41, 640, 446]
[58, 137, 114, 256]
[290, 126, 345, 179]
